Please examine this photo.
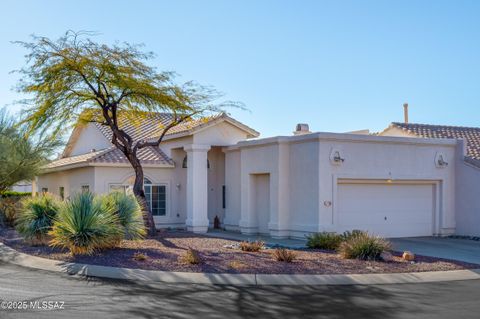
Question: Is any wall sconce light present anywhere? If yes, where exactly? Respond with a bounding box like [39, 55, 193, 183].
[333, 151, 345, 163]
[437, 155, 448, 167]
[176, 183, 181, 190]
[435, 152, 448, 168]
[330, 148, 345, 165]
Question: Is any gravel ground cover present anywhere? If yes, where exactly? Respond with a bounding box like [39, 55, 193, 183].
[1, 227, 478, 274]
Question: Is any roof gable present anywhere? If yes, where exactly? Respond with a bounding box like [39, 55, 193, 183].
[95, 112, 259, 142]
[62, 111, 258, 158]
[63, 123, 111, 157]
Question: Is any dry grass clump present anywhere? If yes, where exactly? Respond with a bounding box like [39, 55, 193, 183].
[228, 260, 248, 270]
[132, 252, 148, 261]
[239, 240, 264, 252]
[272, 248, 297, 262]
[179, 248, 202, 264]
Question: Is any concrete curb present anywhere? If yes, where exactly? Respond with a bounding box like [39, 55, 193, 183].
[1, 243, 480, 286]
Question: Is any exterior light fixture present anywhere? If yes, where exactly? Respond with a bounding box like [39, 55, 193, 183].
[435, 152, 448, 168]
[330, 148, 345, 165]
[437, 155, 448, 167]
[333, 151, 345, 163]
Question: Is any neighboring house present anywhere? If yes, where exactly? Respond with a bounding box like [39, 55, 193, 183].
[35, 110, 476, 238]
[380, 121, 480, 237]
[11, 181, 32, 193]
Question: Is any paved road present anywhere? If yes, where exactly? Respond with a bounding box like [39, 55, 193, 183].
[1, 262, 480, 319]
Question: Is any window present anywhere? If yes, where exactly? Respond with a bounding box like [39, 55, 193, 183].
[41, 187, 48, 194]
[109, 178, 167, 216]
[81, 185, 90, 193]
[59, 187, 64, 200]
[144, 178, 166, 216]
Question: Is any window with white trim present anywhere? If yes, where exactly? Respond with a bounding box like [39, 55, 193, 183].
[144, 178, 167, 216]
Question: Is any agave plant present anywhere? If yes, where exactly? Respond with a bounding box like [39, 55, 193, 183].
[49, 192, 123, 255]
[100, 192, 146, 240]
[16, 194, 60, 243]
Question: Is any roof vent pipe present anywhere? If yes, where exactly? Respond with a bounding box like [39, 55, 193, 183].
[403, 103, 409, 124]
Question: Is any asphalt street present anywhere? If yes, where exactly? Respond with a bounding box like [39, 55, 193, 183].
[1, 262, 480, 319]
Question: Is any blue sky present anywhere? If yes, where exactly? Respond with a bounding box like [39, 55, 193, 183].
[1, 0, 479, 137]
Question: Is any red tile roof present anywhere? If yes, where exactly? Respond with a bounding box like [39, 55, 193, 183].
[44, 146, 173, 171]
[94, 112, 258, 142]
[391, 122, 480, 160]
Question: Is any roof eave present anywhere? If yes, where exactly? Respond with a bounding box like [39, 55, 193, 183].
[41, 161, 175, 174]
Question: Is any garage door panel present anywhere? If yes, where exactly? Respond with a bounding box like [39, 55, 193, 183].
[337, 183, 434, 238]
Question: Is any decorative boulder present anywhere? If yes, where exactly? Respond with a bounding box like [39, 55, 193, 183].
[402, 251, 415, 261]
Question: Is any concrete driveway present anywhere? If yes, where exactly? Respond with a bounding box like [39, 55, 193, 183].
[390, 237, 480, 264]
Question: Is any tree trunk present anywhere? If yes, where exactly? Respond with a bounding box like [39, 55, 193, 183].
[131, 159, 157, 237]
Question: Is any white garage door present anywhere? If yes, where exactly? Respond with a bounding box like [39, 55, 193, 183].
[337, 183, 434, 238]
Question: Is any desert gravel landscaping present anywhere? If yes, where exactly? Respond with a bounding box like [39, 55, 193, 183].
[1, 227, 478, 275]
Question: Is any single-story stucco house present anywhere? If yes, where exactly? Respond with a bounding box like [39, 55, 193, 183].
[34, 107, 480, 239]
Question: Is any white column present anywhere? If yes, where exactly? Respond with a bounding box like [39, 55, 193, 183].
[184, 144, 211, 233]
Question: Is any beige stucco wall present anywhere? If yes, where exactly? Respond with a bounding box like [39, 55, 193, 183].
[318, 135, 456, 236]
[224, 133, 458, 238]
[207, 147, 226, 225]
[69, 123, 111, 156]
[92, 165, 187, 228]
[454, 139, 480, 236]
[193, 121, 250, 146]
[36, 167, 96, 198]
[224, 149, 241, 230]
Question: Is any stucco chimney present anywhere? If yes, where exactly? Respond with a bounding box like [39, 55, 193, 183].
[403, 103, 409, 124]
[293, 123, 311, 135]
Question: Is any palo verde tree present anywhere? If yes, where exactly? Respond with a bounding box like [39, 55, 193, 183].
[15, 31, 237, 235]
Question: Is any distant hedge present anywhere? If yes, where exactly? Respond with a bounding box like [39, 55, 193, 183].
[0, 191, 32, 198]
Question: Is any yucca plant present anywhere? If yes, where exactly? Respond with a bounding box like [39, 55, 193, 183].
[49, 192, 123, 255]
[16, 194, 60, 243]
[100, 192, 146, 240]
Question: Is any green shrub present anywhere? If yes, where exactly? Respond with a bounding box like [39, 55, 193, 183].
[341, 229, 365, 241]
[239, 240, 264, 252]
[306, 232, 343, 250]
[338, 232, 392, 260]
[100, 192, 146, 240]
[0, 191, 32, 198]
[49, 192, 123, 255]
[16, 194, 60, 242]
